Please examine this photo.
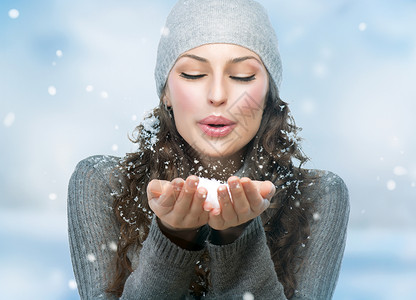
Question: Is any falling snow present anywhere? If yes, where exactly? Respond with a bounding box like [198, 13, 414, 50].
[160, 26, 170, 36]
[3, 112, 15, 127]
[358, 22, 367, 31]
[86, 85, 94, 92]
[49, 193, 57, 200]
[387, 180, 396, 191]
[87, 253, 96, 262]
[56, 50, 63, 57]
[101, 91, 109, 99]
[68, 279, 77, 290]
[48, 86, 56, 96]
[108, 241, 117, 252]
[139, 110, 160, 151]
[8, 9, 19, 19]
[313, 212, 320, 221]
[243, 292, 254, 300]
[393, 166, 407, 176]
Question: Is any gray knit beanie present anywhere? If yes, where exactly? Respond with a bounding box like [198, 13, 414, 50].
[154, 0, 282, 98]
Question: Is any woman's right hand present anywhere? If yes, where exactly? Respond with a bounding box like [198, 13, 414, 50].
[147, 175, 209, 232]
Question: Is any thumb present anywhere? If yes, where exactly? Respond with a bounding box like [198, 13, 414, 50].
[147, 179, 169, 200]
[259, 180, 275, 201]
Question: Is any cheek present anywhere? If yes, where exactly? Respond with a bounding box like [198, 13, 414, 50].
[247, 83, 267, 107]
[231, 81, 268, 121]
[168, 78, 203, 113]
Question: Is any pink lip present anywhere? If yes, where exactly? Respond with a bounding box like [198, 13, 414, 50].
[197, 115, 236, 137]
[199, 115, 235, 125]
[198, 123, 237, 137]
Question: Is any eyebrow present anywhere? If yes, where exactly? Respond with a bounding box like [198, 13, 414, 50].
[178, 54, 262, 65]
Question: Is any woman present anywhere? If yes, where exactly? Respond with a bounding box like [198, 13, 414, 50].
[68, 0, 349, 299]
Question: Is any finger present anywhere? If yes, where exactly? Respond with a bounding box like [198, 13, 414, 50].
[230, 177, 250, 215]
[188, 187, 209, 225]
[208, 209, 225, 230]
[147, 179, 169, 199]
[171, 178, 185, 201]
[241, 178, 267, 213]
[258, 180, 276, 201]
[150, 182, 176, 209]
[147, 179, 176, 208]
[189, 186, 207, 215]
[174, 175, 199, 215]
[218, 184, 237, 222]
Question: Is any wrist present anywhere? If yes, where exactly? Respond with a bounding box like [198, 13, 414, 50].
[209, 220, 253, 245]
[157, 218, 206, 250]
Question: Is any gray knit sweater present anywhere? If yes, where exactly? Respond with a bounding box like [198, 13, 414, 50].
[68, 155, 349, 299]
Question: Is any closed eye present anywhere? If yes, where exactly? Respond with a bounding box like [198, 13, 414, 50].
[230, 74, 256, 82]
[180, 72, 207, 80]
[180, 73, 255, 82]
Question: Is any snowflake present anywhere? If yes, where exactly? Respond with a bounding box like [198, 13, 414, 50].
[243, 292, 254, 300]
[386, 180, 396, 191]
[109, 241, 118, 252]
[68, 279, 77, 290]
[87, 253, 96, 262]
[3, 112, 15, 127]
[8, 9, 19, 19]
[48, 86, 56, 96]
[312, 212, 320, 221]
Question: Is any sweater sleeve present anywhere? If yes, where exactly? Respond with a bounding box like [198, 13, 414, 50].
[292, 171, 350, 300]
[204, 171, 349, 300]
[121, 216, 209, 300]
[206, 216, 287, 299]
[67, 156, 121, 299]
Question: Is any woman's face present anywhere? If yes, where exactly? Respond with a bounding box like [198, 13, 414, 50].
[164, 43, 269, 161]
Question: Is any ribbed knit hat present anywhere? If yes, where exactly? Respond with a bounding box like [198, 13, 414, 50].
[154, 0, 282, 98]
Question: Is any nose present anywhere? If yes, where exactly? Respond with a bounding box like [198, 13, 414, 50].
[207, 76, 227, 106]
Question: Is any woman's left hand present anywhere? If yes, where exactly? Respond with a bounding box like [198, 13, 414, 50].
[207, 176, 275, 231]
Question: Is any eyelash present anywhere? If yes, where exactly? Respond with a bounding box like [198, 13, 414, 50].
[180, 73, 256, 82]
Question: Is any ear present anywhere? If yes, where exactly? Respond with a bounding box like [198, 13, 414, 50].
[162, 85, 172, 107]
[163, 95, 172, 107]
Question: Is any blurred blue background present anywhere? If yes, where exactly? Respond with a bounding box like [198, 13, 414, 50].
[1, 0, 415, 299]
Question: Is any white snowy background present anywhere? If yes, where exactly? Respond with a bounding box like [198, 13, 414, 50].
[1, 0, 415, 299]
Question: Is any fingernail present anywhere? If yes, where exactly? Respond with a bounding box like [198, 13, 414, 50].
[173, 182, 183, 192]
[198, 189, 206, 199]
[229, 179, 240, 189]
[155, 193, 165, 204]
[218, 186, 228, 196]
[187, 178, 197, 188]
[267, 185, 276, 198]
[212, 208, 221, 216]
[204, 202, 212, 212]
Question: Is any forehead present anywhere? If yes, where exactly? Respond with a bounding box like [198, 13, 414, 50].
[177, 43, 263, 65]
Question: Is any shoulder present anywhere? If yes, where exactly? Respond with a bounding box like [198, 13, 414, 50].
[70, 155, 122, 187]
[302, 169, 350, 223]
[306, 169, 349, 197]
[72, 155, 121, 178]
[68, 155, 124, 207]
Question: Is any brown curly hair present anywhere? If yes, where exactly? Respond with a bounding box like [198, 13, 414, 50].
[106, 77, 313, 298]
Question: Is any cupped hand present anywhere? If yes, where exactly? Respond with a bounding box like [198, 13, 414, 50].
[147, 175, 209, 231]
[207, 176, 275, 231]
